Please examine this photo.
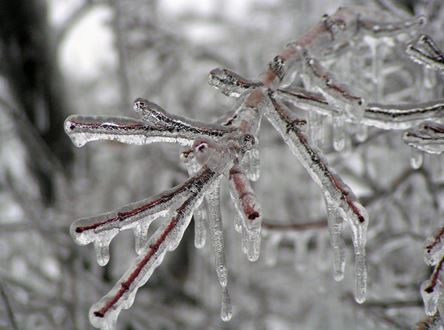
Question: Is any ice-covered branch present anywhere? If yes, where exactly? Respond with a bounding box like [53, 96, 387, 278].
[404, 122, 444, 154]
[406, 34, 444, 72]
[64, 4, 440, 328]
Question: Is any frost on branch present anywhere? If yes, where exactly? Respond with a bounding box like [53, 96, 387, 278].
[63, 4, 444, 329]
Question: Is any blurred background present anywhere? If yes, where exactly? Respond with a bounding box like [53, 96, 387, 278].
[1, 0, 444, 329]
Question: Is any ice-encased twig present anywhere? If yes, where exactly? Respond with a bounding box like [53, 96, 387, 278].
[65, 115, 196, 147]
[404, 121, 444, 154]
[421, 255, 444, 316]
[357, 14, 426, 38]
[298, 47, 366, 119]
[89, 167, 218, 330]
[276, 87, 339, 117]
[65, 102, 234, 148]
[70, 167, 213, 264]
[228, 165, 262, 262]
[266, 92, 368, 303]
[364, 101, 444, 130]
[277, 86, 444, 130]
[425, 225, 444, 266]
[133, 98, 235, 139]
[208, 68, 262, 97]
[406, 34, 444, 72]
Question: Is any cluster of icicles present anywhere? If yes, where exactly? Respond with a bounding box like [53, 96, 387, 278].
[64, 6, 444, 329]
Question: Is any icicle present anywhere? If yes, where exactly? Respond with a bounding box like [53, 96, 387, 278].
[247, 147, 261, 181]
[133, 222, 150, 255]
[245, 230, 261, 262]
[410, 148, 424, 169]
[265, 94, 369, 302]
[94, 235, 112, 267]
[220, 286, 233, 322]
[193, 206, 207, 249]
[206, 180, 228, 288]
[308, 112, 324, 148]
[353, 248, 367, 304]
[355, 124, 368, 142]
[421, 279, 441, 316]
[233, 213, 243, 233]
[343, 202, 368, 304]
[243, 147, 261, 181]
[332, 115, 346, 151]
[241, 228, 249, 255]
[182, 151, 208, 249]
[364, 37, 383, 102]
[326, 205, 346, 281]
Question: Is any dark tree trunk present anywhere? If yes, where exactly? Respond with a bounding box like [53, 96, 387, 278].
[0, 0, 73, 204]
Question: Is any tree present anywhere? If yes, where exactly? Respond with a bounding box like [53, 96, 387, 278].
[1, 1, 444, 329]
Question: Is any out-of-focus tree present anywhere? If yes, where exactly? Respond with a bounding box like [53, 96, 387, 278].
[2, 0, 444, 329]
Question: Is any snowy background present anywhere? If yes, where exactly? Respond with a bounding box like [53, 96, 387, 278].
[1, 0, 443, 329]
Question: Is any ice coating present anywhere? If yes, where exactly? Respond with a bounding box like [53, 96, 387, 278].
[133, 222, 151, 255]
[64, 115, 196, 147]
[265, 93, 368, 303]
[425, 226, 444, 266]
[358, 14, 426, 38]
[364, 101, 444, 130]
[220, 286, 233, 322]
[242, 147, 261, 182]
[208, 68, 262, 97]
[404, 121, 444, 154]
[406, 34, 444, 72]
[421, 279, 441, 316]
[62, 4, 441, 327]
[308, 111, 325, 147]
[69, 170, 208, 250]
[277, 86, 444, 130]
[133, 98, 235, 139]
[229, 165, 262, 262]
[332, 115, 346, 151]
[276, 87, 339, 117]
[326, 205, 346, 281]
[299, 47, 366, 120]
[89, 167, 219, 329]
